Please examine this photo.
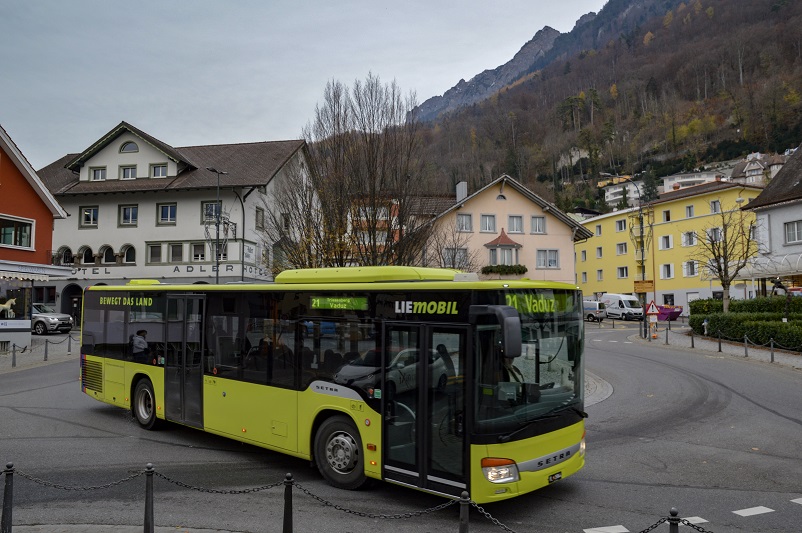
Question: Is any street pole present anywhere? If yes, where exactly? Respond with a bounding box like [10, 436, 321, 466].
[639, 206, 648, 340]
[206, 167, 228, 284]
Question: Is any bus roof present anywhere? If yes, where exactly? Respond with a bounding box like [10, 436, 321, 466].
[274, 266, 462, 284]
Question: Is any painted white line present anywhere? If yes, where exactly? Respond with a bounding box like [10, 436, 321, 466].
[733, 506, 774, 517]
[682, 516, 709, 524]
[608, 340, 618, 342]
[593, 339, 603, 342]
[792, 498, 802, 505]
[583, 526, 629, 533]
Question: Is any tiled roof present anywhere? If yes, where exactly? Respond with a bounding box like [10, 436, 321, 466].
[746, 144, 802, 210]
[484, 228, 522, 248]
[652, 180, 763, 204]
[37, 123, 306, 196]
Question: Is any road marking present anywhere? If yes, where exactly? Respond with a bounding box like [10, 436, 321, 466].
[608, 340, 618, 343]
[583, 526, 628, 533]
[683, 516, 709, 524]
[792, 498, 802, 505]
[733, 506, 774, 517]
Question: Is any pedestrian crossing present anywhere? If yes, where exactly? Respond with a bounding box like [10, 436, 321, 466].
[583, 499, 802, 532]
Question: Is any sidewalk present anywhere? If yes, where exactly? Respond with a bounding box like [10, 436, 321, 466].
[0, 331, 80, 374]
[630, 324, 802, 370]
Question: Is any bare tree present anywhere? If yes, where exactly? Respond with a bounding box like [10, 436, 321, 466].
[304, 72, 431, 267]
[258, 156, 328, 275]
[425, 217, 480, 272]
[687, 206, 759, 312]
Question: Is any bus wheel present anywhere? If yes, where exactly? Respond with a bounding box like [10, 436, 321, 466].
[314, 416, 368, 490]
[133, 378, 159, 430]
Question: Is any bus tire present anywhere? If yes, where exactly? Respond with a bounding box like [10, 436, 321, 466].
[133, 378, 159, 430]
[314, 416, 368, 490]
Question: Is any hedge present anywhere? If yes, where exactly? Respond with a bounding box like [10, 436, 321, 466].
[480, 264, 528, 275]
[689, 312, 802, 349]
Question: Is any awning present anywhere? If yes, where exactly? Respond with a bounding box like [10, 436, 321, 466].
[0, 260, 73, 282]
[735, 252, 802, 280]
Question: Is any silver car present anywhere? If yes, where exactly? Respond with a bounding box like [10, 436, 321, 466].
[31, 303, 74, 335]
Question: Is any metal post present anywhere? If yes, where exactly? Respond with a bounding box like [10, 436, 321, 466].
[690, 328, 694, 349]
[459, 491, 470, 533]
[718, 330, 722, 352]
[11, 345, 16, 368]
[44, 339, 49, 362]
[144, 463, 154, 533]
[67, 334, 72, 356]
[770, 338, 775, 363]
[1, 463, 13, 533]
[665, 326, 669, 345]
[744, 335, 749, 357]
[667, 507, 680, 533]
[283, 473, 293, 533]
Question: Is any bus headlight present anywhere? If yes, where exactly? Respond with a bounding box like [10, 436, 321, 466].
[481, 458, 519, 483]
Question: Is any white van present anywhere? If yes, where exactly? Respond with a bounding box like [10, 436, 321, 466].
[600, 293, 644, 321]
[583, 301, 607, 322]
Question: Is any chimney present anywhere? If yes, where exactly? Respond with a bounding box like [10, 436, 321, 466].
[456, 181, 468, 202]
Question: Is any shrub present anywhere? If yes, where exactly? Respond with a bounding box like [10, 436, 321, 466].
[689, 298, 722, 315]
[481, 264, 528, 276]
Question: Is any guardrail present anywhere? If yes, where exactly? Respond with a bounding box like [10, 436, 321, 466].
[0, 333, 78, 369]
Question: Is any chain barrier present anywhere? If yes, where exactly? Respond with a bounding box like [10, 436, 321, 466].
[6, 465, 719, 532]
[637, 516, 666, 532]
[153, 471, 284, 494]
[293, 481, 456, 519]
[470, 501, 518, 532]
[16, 469, 143, 491]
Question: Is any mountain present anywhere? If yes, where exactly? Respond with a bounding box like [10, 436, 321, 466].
[416, 0, 802, 212]
[415, 26, 564, 122]
[415, 0, 682, 122]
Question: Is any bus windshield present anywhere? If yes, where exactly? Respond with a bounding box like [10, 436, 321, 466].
[474, 289, 584, 436]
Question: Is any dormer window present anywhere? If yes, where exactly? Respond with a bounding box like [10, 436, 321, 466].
[152, 164, 168, 178]
[120, 141, 139, 153]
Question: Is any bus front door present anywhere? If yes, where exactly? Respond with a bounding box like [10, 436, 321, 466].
[382, 324, 468, 498]
[164, 295, 205, 428]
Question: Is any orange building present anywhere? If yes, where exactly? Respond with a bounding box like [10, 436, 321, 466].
[0, 123, 70, 348]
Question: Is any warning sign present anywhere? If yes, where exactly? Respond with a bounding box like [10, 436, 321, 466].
[645, 300, 660, 315]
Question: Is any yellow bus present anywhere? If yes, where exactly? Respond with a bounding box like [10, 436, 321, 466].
[79, 266, 586, 502]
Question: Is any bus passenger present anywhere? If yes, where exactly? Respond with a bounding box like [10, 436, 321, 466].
[131, 330, 150, 363]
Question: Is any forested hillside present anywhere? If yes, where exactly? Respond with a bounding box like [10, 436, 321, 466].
[417, 0, 802, 212]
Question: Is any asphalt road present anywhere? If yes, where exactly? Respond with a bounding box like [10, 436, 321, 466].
[2, 326, 802, 532]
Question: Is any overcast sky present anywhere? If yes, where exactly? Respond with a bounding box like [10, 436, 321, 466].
[1, 0, 605, 170]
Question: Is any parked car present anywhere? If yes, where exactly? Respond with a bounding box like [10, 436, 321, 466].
[386, 348, 450, 394]
[583, 301, 607, 322]
[31, 303, 74, 335]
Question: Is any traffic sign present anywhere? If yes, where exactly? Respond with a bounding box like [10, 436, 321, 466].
[645, 300, 659, 315]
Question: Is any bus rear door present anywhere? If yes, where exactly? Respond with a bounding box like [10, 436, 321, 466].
[382, 323, 468, 498]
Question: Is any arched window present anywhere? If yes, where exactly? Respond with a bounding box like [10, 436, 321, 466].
[82, 248, 95, 265]
[102, 246, 116, 264]
[59, 247, 74, 265]
[120, 141, 139, 153]
[124, 246, 136, 264]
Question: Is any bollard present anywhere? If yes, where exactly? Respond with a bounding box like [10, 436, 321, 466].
[68, 335, 72, 356]
[744, 335, 749, 357]
[44, 339, 49, 362]
[459, 491, 470, 533]
[668, 507, 680, 533]
[770, 338, 775, 363]
[690, 328, 695, 349]
[144, 463, 154, 533]
[11, 345, 16, 368]
[665, 326, 669, 345]
[718, 331, 722, 352]
[2, 463, 14, 533]
[283, 473, 293, 533]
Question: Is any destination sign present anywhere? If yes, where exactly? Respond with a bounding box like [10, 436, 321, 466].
[311, 296, 368, 311]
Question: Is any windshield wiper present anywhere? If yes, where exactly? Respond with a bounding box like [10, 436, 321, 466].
[555, 405, 588, 418]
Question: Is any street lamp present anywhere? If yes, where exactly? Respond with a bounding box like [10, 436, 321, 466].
[621, 178, 650, 340]
[206, 167, 228, 284]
